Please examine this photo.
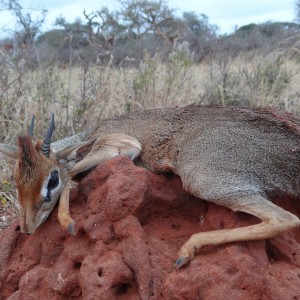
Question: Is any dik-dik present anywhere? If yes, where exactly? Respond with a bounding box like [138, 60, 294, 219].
[0, 105, 300, 268]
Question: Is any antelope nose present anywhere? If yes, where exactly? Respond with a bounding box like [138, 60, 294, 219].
[20, 224, 28, 234]
[21, 222, 34, 234]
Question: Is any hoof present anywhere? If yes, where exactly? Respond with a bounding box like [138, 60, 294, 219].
[67, 222, 77, 236]
[174, 256, 191, 269]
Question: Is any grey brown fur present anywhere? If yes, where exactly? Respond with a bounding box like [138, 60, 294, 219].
[60, 105, 300, 199]
[58, 105, 300, 267]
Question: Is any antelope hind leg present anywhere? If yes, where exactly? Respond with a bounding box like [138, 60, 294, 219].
[57, 180, 76, 235]
[175, 194, 300, 268]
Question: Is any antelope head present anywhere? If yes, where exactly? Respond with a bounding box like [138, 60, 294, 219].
[0, 115, 77, 234]
[0, 115, 142, 235]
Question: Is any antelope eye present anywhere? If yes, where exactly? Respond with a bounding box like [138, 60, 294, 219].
[47, 170, 59, 190]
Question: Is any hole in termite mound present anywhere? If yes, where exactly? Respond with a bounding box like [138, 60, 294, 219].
[112, 283, 131, 295]
[73, 261, 82, 270]
[98, 268, 103, 277]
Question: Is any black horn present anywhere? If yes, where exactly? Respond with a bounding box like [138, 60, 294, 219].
[42, 113, 55, 158]
[28, 116, 35, 138]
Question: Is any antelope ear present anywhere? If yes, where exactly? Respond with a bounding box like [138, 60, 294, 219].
[0, 144, 18, 160]
[53, 140, 96, 171]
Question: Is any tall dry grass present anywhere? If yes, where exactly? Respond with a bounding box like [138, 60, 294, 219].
[200, 51, 300, 113]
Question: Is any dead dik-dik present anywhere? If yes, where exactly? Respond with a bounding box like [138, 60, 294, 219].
[0, 105, 300, 268]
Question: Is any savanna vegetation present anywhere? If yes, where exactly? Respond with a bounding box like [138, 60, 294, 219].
[1, 0, 300, 229]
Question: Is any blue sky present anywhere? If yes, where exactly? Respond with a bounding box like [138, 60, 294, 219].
[0, 0, 296, 35]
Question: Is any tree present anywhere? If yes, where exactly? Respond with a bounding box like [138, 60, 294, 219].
[1, 0, 46, 46]
[295, 0, 300, 22]
[14, 8, 47, 47]
[97, 7, 125, 36]
[118, 0, 175, 40]
[0, 0, 21, 11]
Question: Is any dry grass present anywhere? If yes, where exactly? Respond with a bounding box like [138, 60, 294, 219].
[199, 51, 300, 113]
[1, 45, 300, 230]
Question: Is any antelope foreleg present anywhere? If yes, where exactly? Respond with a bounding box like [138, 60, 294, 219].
[57, 180, 76, 235]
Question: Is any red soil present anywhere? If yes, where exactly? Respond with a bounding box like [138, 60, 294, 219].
[0, 157, 299, 299]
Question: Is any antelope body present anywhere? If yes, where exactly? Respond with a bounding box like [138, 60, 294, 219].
[1, 105, 300, 268]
